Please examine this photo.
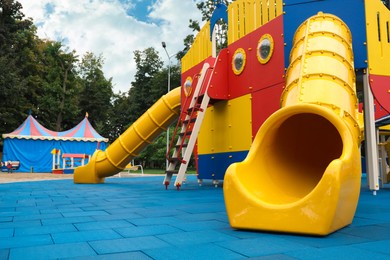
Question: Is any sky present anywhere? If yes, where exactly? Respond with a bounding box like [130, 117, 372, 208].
[18, 0, 203, 94]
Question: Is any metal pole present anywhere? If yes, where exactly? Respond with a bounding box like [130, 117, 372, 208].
[162, 42, 172, 170]
[363, 72, 380, 195]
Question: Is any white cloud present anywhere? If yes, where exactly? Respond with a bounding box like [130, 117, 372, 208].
[18, 0, 202, 93]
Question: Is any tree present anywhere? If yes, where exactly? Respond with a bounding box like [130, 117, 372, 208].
[0, 0, 45, 135]
[78, 52, 113, 138]
[37, 41, 81, 131]
[128, 47, 164, 123]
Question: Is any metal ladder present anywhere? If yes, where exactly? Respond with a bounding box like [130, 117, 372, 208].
[163, 60, 215, 189]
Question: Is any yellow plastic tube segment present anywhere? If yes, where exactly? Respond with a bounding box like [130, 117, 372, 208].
[74, 87, 181, 184]
[223, 12, 362, 235]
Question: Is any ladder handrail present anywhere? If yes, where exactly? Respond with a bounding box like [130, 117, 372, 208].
[164, 57, 217, 189]
[166, 62, 213, 161]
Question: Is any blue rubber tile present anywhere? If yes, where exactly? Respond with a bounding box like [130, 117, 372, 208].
[339, 224, 390, 240]
[9, 242, 96, 259]
[115, 224, 181, 238]
[250, 254, 297, 260]
[0, 249, 9, 259]
[52, 229, 122, 244]
[220, 228, 270, 239]
[281, 231, 370, 248]
[128, 216, 180, 226]
[0, 234, 52, 249]
[39, 207, 84, 214]
[286, 246, 387, 259]
[157, 230, 237, 246]
[0, 220, 41, 229]
[42, 216, 94, 225]
[0, 216, 12, 222]
[14, 223, 77, 236]
[65, 251, 153, 260]
[215, 236, 311, 258]
[178, 202, 226, 214]
[144, 243, 245, 260]
[0, 228, 13, 238]
[89, 236, 170, 254]
[134, 208, 186, 218]
[171, 220, 229, 232]
[103, 207, 146, 214]
[13, 212, 62, 221]
[175, 212, 229, 222]
[352, 239, 390, 255]
[92, 212, 142, 221]
[74, 220, 134, 231]
[62, 210, 109, 218]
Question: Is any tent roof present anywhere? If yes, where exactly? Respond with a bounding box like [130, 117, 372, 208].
[2, 115, 108, 142]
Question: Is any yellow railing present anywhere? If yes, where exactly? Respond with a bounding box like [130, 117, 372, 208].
[228, 0, 283, 44]
[181, 21, 212, 73]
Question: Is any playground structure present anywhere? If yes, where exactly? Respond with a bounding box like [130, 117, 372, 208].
[52, 148, 90, 174]
[75, 0, 390, 235]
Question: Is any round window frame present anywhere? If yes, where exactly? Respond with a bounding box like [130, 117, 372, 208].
[257, 34, 274, 64]
[184, 76, 193, 97]
[232, 48, 247, 75]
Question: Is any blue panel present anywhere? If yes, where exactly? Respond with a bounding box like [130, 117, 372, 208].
[210, 3, 228, 40]
[284, 0, 367, 70]
[198, 150, 248, 180]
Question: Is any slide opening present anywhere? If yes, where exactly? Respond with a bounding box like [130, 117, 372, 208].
[257, 113, 343, 204]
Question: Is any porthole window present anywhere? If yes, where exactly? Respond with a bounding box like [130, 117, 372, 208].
[184, 77, 192, 96]
[257, 34, 274, 64]
[232, 48, 246, 75]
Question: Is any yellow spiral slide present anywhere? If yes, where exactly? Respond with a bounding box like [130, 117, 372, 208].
[224, 13, 363, 235]
[74, 87, 181, 184]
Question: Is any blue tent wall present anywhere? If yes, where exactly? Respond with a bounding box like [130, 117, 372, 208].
[2, 138, 107, 173]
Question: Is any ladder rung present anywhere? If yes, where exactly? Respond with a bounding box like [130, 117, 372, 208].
[183, 118, 196, 124]
[179, 131, 192, 137]
[168, 157, 182, 163]
[165, 170, 178, 175]
[176, 143, 188, 148]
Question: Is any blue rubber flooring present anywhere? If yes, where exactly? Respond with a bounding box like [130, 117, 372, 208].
[1, 174, 390, 259]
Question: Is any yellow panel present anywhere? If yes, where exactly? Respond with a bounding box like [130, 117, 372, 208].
[275, 0, 283, 16]
[365, 0, 390, 76]
[181, 21, 211, 73]
[262, 0, 269, 24]
[246, 1, 255, 34]
[269, 0, 276, 20]
[198, 94, 252, 154]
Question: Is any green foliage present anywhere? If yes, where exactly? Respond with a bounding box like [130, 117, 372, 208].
[0, 0, 184, 168]
[78, 52, 114, 138]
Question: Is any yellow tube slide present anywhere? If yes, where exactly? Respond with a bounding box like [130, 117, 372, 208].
[74, 87, 181, 184]
[224, 13, 362, 235]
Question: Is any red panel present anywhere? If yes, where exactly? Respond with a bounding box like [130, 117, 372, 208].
[227, 15, 285, 99]
[208, 48, 229, 100]
[251, 82, 284, 139]
[369, 74, 390, 116]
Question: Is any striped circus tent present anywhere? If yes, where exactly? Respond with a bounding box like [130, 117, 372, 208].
[2, 114, 108, 172]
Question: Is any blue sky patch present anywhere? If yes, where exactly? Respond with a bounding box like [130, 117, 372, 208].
[44, 2, 55, 17]
[123, 0, 156, 23]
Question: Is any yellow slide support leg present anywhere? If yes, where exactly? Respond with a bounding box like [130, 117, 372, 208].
[74, 87, 181, 184]
[224, 13, 363, 235]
